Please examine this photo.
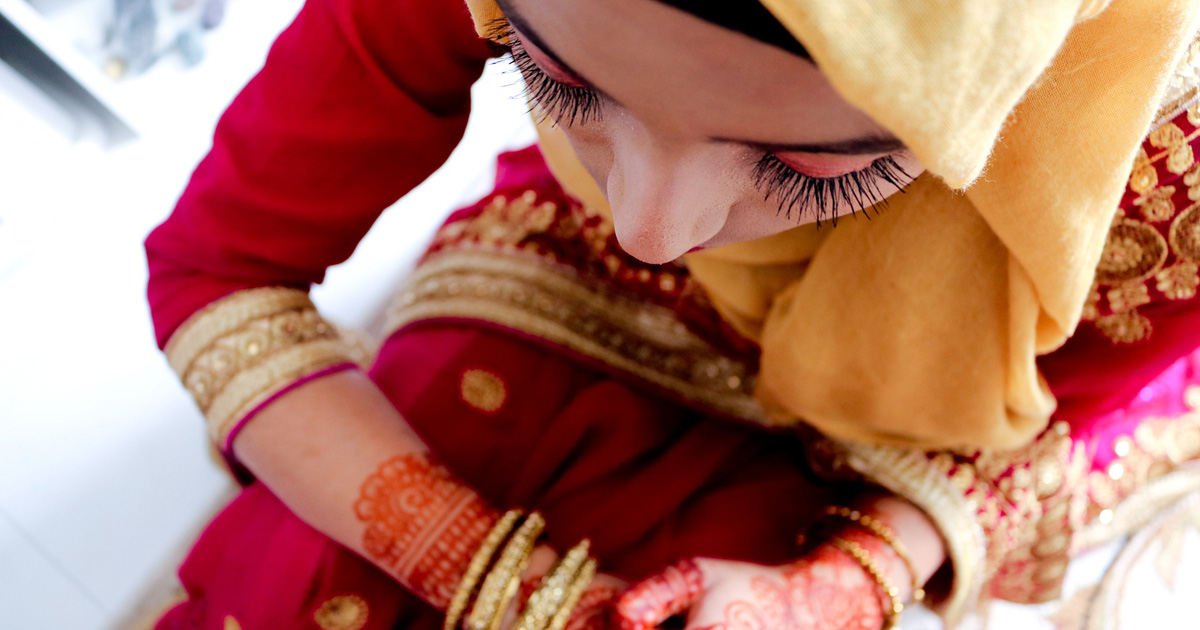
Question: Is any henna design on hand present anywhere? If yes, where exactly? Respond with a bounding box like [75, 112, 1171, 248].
[723, 545, 884, 630]
[615, 526, 906, 630]
[615, 559, 705, 630]
[354, 452, 499, 608]
[714, 529, 904, 630]
[566, 586, 622, 630]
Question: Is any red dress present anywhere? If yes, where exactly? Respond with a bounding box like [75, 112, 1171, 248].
[146, 0, 1200, 627]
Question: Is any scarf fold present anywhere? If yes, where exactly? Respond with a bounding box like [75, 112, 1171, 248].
[466, 0, 1200, 449]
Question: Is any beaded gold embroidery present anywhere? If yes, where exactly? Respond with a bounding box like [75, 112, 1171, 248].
[314, 595, 369, 630]
[387, 191, 762, 423]
[460, 369, 508, 414]
[165, 287, 354, 446]
[1085, 393, 1200, 524]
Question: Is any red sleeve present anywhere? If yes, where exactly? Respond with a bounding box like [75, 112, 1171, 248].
[145, 0, 497, 347]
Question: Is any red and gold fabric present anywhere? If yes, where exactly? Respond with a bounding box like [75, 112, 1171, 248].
[146, 0, 1200, 627]
[164, 287, 357, 449]
[816, 96, 1200, 619]
[157, 144, 1200, 629]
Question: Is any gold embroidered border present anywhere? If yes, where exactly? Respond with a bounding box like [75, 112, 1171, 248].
[165, 287, 354, 447]
[204, 339, 351, 445]
[165, 287, 313, 374]
[1152, 36, 1200, 129]
[384, 250, 764, 423]
[1077, 464, 1200, 550]
[829, 442, 986, 627]
[1081, 391, 1200, 536]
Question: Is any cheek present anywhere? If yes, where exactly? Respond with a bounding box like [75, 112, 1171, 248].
[552, 122, 616, 189]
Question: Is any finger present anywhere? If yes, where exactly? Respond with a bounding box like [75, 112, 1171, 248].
[563, 585, 621, 630]
[615, 558, 705, 630]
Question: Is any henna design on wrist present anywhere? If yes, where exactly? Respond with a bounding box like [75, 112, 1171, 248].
[354, 452, 499, 608]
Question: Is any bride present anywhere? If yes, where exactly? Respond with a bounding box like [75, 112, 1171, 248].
[145, 1, 1200, 628]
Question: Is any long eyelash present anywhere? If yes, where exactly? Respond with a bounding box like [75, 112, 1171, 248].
[753, 154, 913, 226]
[496, 26, 604, 126]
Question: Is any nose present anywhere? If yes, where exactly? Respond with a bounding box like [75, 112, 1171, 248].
[604, 125, 735, 264]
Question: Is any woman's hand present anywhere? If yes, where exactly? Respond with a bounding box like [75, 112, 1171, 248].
[615, 497, 945, 630]
[614, 545, 885, 630]
[488, 545, 627, 630]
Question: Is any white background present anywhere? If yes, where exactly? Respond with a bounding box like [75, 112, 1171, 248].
[0, 1, 534, 627]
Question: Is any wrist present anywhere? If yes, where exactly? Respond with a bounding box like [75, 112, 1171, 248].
[352, 452, 502, 609]
[800, 542, 890, 630]
[850, 494, 945, 588]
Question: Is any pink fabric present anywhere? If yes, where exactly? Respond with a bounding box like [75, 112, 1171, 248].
[1074, 345, 1200, 469]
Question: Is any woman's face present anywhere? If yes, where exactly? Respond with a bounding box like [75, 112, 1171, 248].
[499, 0, 924, 264]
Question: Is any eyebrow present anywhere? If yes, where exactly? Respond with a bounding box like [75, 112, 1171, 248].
[494, 0, 907, 157]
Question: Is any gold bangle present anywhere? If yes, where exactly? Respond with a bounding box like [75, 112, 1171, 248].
[445, 509, 524, 630]
[545, 557, 598, 630]
[516, 539, 592, 630]
[825, 506, 925, 603]
[829, 538, 903, 630]
[467, 512, 546, 630]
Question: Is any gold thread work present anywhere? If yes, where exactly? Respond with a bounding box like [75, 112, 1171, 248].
[164, 287, 353, 446]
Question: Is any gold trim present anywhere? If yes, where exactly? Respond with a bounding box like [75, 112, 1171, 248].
[165, 287, 354, 447]
[1078, 463, 1200, 550]
[1152, 36, 1200, 129]
[165, 287, 313, 374]
[385, 251, 764, 423]
[205, 339, 351, 445]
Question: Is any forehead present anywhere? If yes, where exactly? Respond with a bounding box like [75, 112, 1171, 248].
[502, 0, 892, 145]
[651, 0, 810, 59]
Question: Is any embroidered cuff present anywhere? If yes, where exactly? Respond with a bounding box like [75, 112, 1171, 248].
[814, 421, 1088, 626]
[165, 287, 355, 448]
[825, 442, 984, 626]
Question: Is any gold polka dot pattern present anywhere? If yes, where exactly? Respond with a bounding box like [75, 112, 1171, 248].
[313, 594, 369, 630]
[460, 369, 507, 414]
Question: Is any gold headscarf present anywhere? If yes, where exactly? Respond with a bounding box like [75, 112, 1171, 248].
[466, 0, 1200, 449]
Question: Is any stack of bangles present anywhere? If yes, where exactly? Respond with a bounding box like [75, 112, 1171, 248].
[445, 509, 598, 630]
[818, 506, 926, 630]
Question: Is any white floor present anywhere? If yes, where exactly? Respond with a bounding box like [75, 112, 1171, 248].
[6, 3, 1199, 630]
[0, 1, 534, 628]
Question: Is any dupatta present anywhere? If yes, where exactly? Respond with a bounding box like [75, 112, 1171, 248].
[466, 0, 1200, 449]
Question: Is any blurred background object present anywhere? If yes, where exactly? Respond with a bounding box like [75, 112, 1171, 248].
[0, 1, 535, 628]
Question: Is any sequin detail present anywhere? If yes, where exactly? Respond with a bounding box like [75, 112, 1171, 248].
[164, 287, 354, 446]
[314, 595, 369, 630]
[460, 369, 507, 414]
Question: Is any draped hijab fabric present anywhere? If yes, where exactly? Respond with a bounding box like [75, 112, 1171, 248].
[466, 0, 1200, 449]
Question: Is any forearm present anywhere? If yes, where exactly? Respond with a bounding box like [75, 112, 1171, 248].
[233, 369, 498, 608]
